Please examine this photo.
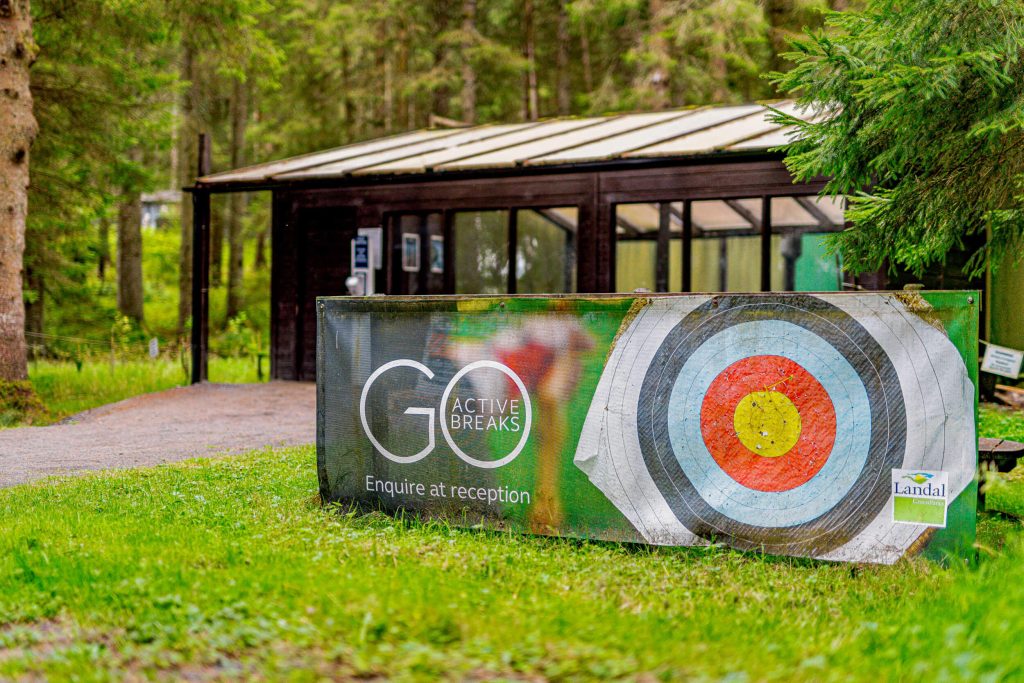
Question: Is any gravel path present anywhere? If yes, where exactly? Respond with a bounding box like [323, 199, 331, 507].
[0, 382, 316, 488]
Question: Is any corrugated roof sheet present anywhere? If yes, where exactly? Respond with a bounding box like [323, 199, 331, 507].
[199, 100, 808, 186]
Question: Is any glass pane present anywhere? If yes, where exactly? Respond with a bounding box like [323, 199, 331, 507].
[616, 241, 657, 292]
[769, 196, 845, 292]
[687, 199, 762, 293]
[614, 202, 681, 292]
[393, 213, 443, 295]
[454, 210, 509, 294]
[517, 208, 577, 294]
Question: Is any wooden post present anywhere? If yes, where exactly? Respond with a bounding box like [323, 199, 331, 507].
[442, 210, 455, 294]
[760, 195, 772, 292]
[681, 200, 693, 292]
[655, 202, 670, 292]
[507, 208, 518, 294]
[191, 133, 212, 384]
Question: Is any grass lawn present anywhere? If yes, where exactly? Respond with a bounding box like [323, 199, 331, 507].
[21, 357, 266, 425]
[0, 444, 1023, 681]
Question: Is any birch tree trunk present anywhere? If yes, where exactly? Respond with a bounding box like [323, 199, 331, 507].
[116, 192, 144, 322]
[0, 0, 37, 381]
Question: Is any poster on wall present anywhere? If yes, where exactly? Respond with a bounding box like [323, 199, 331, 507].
[317, 292, 979, 564]
[430, 236, 444, 274]
[401, 233, 420, 272]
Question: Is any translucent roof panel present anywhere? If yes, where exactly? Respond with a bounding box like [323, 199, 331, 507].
[529, 105, 761, 165]
[353, 120, 593, 176]
[627, 102, 804, 157]
[197, 100, 812, 186]
[199, 129, 460, 184]
[276, 124, 539, 180]
[433, 111, 686, 170]
[692, 199, 759, 231]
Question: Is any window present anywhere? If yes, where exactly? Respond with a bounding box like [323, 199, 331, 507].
[454, 210, 509, 295]
[614, 196, 845, 293]
[516, 208, 577, 294]
[453, 207, 578, 295]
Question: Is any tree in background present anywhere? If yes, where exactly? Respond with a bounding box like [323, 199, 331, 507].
[28, 0, 175, 336]
[773, 0, 1024, 278]
[0, 0, 37, 381]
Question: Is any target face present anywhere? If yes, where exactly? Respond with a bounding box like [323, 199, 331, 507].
[636, 295, 907, 555]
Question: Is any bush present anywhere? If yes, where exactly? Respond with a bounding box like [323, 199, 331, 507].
[0, 380, 48, 427]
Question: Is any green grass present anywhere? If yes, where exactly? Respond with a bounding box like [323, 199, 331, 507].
[979, 403, 1024, 443]
[23, 357, 267, 425]
[0, 445, 1021, 681]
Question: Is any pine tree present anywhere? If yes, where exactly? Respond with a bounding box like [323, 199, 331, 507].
[773, 0, 1024, 277]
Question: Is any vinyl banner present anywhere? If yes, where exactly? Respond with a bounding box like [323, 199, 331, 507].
[317, 292, 979, 564]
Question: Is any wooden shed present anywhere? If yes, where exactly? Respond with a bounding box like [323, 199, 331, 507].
[188, 101, 865, 382]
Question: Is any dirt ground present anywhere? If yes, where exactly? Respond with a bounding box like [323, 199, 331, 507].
[0, 382, 316, 488]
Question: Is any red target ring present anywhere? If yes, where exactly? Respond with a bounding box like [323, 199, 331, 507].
[699, 355, 836, 492]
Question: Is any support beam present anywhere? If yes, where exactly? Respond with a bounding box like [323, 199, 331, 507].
[190, 133, 212, 384]
[507, 207, 518, 294]
[681, 200, 692, 292]
[794, 195, 839, 230]
[655, 202, 670, 292]
[725, 198, 761, 230]
[442, 210, 455, 294]
[760, 195, 772, 292]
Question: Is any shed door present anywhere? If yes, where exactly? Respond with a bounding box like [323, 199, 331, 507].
[296, 206, 358, 381]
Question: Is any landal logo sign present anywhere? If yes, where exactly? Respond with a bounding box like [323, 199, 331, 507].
[359, 359, 532, 469]
[891, 469, 948, 528]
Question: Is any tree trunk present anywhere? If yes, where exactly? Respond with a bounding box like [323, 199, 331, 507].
[98, 213, 111, 279]
[210, 195, 223, 286]
[766, 0, 795, 75]
[254, 225, 267, 269]
[0, 0, 37, 381]
[431, 1, 450, 120]
[579, 15, 593, 94]
[556, 0, 571, 115]
[522, 0, 538, 121]
[23, 266, 41, 338]
[177, 43, 199, 334]
[226, 77, 248, 319]
[117, 192, 144, 322]
[644, 0, 670, 109]
[829, 0, 848, 10]
[460, 0, 477, 124]
[340, 42, 353, 142]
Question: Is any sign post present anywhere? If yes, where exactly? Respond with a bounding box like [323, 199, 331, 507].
[317, 292, 979, 565]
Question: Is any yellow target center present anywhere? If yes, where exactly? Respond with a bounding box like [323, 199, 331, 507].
[733, 391, 802, 458]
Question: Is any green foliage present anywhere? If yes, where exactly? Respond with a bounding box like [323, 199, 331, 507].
[979, 404, 1024, 444]
[772, 0, 1024, 278]
[0, 445, 1020, 678]
[0, 381, 47, 427]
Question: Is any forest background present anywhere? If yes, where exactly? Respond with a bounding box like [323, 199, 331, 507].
[21, 0, 849, 382]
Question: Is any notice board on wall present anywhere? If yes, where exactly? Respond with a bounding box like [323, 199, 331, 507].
[317, 292, 978, 564]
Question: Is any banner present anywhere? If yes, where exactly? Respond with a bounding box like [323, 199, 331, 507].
[317, 292, 978, 564]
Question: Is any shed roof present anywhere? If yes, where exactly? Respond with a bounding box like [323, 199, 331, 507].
[199, 100, 809, 187]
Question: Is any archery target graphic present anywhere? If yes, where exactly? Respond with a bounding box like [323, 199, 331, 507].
[574, 293, 975, 564]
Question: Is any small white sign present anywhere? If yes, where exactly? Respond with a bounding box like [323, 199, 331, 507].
[891, 469, 948, 528]
[358, 227, 383, 270]
[982, 343, 1024, 379]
